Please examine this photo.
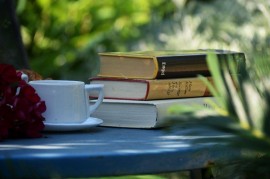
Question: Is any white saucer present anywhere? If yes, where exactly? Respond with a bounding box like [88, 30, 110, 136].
[43, 117, 103, 131]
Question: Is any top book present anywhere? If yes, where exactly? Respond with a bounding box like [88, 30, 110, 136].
[98, 49, 245, 79]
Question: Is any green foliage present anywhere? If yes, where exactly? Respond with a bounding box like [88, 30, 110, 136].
[16, 0, 176, 81]
[142, 0, 270, 64]
[16, 0, 270, 82]
[168, 53, 270, 178]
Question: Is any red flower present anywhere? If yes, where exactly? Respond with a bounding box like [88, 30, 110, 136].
[0, 64, 46, 140]
[0, 64, 20, 84]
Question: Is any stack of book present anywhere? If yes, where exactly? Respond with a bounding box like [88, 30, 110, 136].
[90, 50, 245, 128]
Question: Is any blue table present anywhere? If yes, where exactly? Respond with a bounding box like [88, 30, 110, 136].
[0, 126, 242, 178]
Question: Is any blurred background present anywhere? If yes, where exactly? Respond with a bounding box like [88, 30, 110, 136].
[15, 0, 270, 81]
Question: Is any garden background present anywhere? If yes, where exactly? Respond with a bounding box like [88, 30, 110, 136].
[15, 0, 270, 82]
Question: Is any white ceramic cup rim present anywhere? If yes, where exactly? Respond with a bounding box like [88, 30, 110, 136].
[29, 80, 83, 86]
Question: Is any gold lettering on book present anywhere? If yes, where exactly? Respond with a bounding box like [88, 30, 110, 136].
[176, 82, 182, 96]
[167, 80, 195, 96]
[147, 78, 207, 100]
[167, 81, 178, 95]
[184, 81, 192, 94]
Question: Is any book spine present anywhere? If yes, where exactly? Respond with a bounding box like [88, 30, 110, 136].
[155, 55, 209, 78]
[155, 53, 245, 79]
[145, 77, 212, 100]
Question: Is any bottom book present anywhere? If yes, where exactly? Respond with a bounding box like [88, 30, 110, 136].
[91, 97, 214, 128]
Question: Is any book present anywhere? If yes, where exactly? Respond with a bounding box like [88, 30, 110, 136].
[98, 49, 245, 79]
[91, 97, 214, 128]
[89, 76, 212, 100]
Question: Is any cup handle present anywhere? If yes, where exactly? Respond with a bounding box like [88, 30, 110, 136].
[21, 73, 29, 82]
[85, 84, 104, 115]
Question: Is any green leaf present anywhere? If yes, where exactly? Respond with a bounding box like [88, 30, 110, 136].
[206, 53, 226, 97]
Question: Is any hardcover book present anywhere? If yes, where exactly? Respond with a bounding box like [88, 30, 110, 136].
[91, 97, 215, 128]
[90, 77, 212, 100]
[98, 49, 245, 79]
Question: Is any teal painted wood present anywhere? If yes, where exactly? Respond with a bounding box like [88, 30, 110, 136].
[0, 127, 242, 178]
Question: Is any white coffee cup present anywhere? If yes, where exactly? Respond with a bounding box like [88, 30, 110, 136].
[29, 80, 104, 124]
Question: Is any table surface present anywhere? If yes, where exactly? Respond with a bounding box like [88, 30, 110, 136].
[0, 126, 243, 178]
